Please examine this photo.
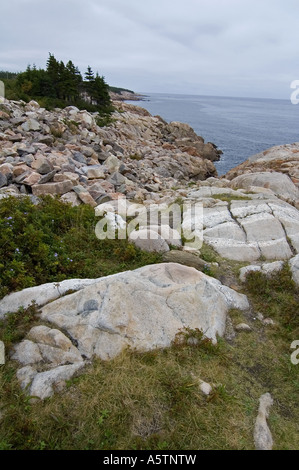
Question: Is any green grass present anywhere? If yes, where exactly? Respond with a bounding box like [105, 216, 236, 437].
[0, 303, 40, 351]
[129, 153, 143, 161]
[1, 307, 298, 449]
[211, 194, 251, 202]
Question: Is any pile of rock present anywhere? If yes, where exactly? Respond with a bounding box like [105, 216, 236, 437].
[0, 98, 221, 207]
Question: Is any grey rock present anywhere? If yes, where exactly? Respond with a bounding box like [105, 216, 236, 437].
[72, 184, 86, 195]
[199, 380, 213, 396]
[72, 151, 87, 164]
[38, 263, 250, 360]
[81, 146, 94, 157]
[129, 229, 170, 253]
[104, 155, 121, 173]
[60, 191, 82, 207]
[10, 117, 26, 125]
[139, 225, 182, 248]
[12, 326, 83, 366]
[94, 193, 112, 204]
[162, 250, 209, 270]
[230, 172, 299, 204]
[17, 363, 85, 400]
[31, 157, 54, 175]
[201, 200, 299, 262]
[0, 278, 105, 319]
[38, 135, 54, 146]
[97, 151, 110, 162]
[239, 261, 284, 282]
[21, 118, 41, 132]
[235, 323, 252, 332]
[0, 173, 7, 188]
[109, 172, 126, 186]
[84, 166, 105, 180]
[32, 180, 73, 196]
[254, 393, 274, 450]
[289, 254, 299, 286]
[17, 146, 36, 156]
[263, 318, 275, 326]
[38, 170, 57, 184]
[20, 154, 35, 165]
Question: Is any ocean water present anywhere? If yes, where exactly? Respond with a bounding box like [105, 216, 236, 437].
[131, 93, 299, 176]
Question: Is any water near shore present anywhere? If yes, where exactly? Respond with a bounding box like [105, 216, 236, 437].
[132, 93, 299, 175]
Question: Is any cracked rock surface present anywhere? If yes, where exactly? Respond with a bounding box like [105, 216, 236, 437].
[186, 188, 299, 261]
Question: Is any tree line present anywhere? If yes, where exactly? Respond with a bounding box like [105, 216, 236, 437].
[1, 54, 113, 115]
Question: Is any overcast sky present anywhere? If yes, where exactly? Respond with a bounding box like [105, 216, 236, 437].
[1, 0, 299, 99]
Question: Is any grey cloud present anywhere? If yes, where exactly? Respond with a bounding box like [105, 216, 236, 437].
[1, 0, 299, 98]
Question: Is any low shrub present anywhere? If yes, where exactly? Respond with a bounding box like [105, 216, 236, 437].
[0, 196, 162, 299]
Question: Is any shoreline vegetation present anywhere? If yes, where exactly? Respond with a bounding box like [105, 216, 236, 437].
[0, 58, 145, 111]
[0, 62, 298, 450]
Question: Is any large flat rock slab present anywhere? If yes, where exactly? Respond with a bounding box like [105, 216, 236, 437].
[37, 263, 249, 360]
[201, 199, 299, 261]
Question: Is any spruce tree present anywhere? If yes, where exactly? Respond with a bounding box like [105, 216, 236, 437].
[92, 73, 111, 110]
[46, 53, 60, 98]
[85, 66, 94, 82]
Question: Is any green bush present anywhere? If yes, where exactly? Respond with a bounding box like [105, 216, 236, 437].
[0, 196, 162, 299]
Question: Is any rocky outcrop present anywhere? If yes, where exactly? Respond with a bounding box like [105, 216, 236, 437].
[225, 143, 299, 201]
[239, 261, 284, 282]
[185, 183, 299, 262]
[91, 176, 299, 261]
[109, 90, 145, 102]
[229, 172, 299, 206]
[2, 263, 249, 399]
[239, 255, 299, 287]
[0, 98, 219, 206]
[1, 96, 299, 412]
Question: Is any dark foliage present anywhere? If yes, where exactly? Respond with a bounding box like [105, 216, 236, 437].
[2, 54, 113, 115]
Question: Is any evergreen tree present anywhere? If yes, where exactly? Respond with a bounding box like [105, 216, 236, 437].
[46, 53, 60, 98]
[58, 60, 66, 100]
[8, 54, 113, 116]
[64, 60, 81, 101]
[85, 66, 94, 83]
[91, 73, 111, 109]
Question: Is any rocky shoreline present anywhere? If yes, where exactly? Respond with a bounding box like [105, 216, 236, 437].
[108, 90, 147, 101]
[0, 98, 222, 207]
[0, 94, 299, 433]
